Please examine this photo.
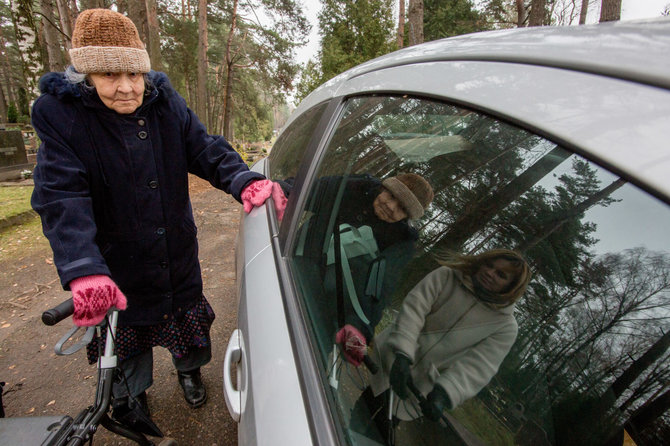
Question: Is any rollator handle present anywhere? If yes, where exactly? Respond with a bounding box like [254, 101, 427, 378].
[42, 298, 74, 326]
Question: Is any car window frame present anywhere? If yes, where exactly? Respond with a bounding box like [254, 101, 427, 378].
[266, 97, 352, 446]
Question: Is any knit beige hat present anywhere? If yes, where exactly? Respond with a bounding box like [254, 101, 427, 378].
[382, 173, 434, 219]
[68, 9, 151, 74]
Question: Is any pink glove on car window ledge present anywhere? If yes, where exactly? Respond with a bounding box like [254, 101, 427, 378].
[70, 275, 127, 326]
[336, 324, 367, 367]
[241, 179, 288, 220]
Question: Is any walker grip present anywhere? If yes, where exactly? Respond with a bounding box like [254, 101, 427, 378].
[42, 298, 74, 326]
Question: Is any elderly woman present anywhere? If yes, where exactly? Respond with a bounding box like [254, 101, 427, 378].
[326, 173, 434, 362]
[278, 173, 433, 365]
[30, 8, 284, 428]
[359, 249, 530, 433]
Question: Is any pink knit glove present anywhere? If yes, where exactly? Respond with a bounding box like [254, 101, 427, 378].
[70, 275, 127, 327]
[336, 324, 367, 367]
[241, 179, 288, 220]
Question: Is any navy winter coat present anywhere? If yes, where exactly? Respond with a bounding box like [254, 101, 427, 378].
[31, 71, 264, 326]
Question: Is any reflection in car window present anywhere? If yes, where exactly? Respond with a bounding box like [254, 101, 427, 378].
[268, 102, 328, 182]
[285, 95, 670, 446]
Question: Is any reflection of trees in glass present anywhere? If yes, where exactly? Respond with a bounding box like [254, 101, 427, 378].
[504, 248, 670, 444]
[312, 95, 670, 442]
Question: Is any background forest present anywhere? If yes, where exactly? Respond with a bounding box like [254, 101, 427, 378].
[1, 0, 668, 147]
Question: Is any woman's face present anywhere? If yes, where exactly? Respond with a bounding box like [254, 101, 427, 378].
[474, 258, 516, 294]
[89, 72, 145, 114]
[373, 188, 408, 223]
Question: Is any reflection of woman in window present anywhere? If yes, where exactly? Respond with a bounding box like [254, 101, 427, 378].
[279, 173, 434, 363]
[326, 173, 434, 362]
[361, 249, 530, 430]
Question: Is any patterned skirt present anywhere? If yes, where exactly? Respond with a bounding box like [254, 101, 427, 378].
[86, 295, 216, 363]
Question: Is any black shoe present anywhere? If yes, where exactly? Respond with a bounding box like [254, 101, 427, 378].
[177, 368, 207, 408]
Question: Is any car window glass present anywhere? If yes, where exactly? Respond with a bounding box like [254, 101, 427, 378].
[268, 102, 328, 181]
[287, 95, 670, 446]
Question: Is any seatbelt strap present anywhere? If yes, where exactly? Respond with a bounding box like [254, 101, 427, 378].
[338, 238, 371, 325]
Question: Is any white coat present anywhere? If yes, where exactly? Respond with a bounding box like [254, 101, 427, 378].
[369, 266, 518, 419]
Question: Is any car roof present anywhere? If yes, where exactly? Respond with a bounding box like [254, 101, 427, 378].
[359, 19, 669, 87]
[297, 19, 670, 112]
[290, 19, 670, 201]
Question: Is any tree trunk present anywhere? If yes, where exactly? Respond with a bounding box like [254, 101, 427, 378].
[579, 0, 589, 24]
[516, 0, 526, 26]
[518, 178, 626, 252]
[222, 0, 239, 139]
[626, 388, 670, 435]
[0, 75, 7, 122]
[528, 0, 547, 26]
[599, 0, 621, 22]
[611, 331, 670, 399]
[145, 0, 163, 72]
[0, 27, 18, 107]
[407, 0, 423, 46]
[41, 0, 67, 71]
[55, 0, 73, 46]
[68, 0, 78, 18]
[80, 0, 104, 10]
[11, 0, 43, 99]
[127, 1, 148, 47]
[433, 146, 570, 252]
[397, 0, 405, 49]
[196, 0, 208, 126]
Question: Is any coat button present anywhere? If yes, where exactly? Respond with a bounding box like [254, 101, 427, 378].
[156, 227, 166, 235]
[148, 180, 158, 189]
[160, 261, 168, 269]
[138, 130, 148, 139]
[138, 119, 146, 126]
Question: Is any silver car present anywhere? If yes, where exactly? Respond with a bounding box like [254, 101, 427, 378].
[224, 19, 670, 446]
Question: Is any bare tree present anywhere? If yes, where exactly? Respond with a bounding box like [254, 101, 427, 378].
[407, 0, 423, 46]
[196, 0, 208, 127]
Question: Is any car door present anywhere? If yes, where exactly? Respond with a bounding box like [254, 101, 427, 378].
[265, 61, 670, 445]
[223, 102, 331, 445]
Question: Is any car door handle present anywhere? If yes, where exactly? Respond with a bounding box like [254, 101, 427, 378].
[223, 328, 243, 422]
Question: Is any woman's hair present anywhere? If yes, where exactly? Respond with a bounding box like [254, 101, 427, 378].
[437, 248, 531, 304]
[64, 65, 153, 94]
[65, 65, 92, 90]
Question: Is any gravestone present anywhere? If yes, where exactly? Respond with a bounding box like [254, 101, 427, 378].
[0, 129, 32, 181]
